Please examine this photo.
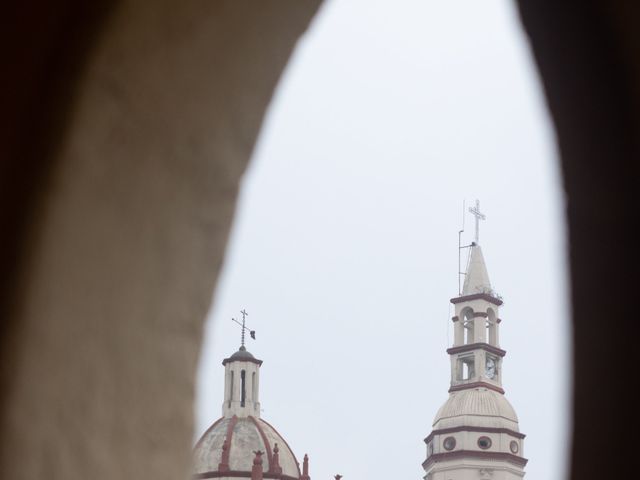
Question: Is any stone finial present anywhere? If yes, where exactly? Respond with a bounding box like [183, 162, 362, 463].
[270, 443, 283, 474]
[300, 453, 310, 480]
[251, 450, 264, 480]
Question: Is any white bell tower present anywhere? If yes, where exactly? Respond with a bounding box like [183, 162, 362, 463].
[423, 205, 527, 480]
[449, 244, 505, 395]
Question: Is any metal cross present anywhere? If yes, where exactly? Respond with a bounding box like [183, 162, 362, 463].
[468, 199, 486, 244]
[232, 309, 255, 347]
[240, 310, 248, 346]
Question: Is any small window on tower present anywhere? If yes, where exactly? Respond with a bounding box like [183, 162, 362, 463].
[478, 436, 492, 449]
[462, 361, 473, 380]
[458, 356, 475, 381]
[443, 436, 456, 451]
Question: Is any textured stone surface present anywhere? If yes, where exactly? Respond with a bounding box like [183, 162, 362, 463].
[193, 416, 300, 477]
[434, 389, 519, 431]
[2, 1, 639, 480]
[0, 2, 320, 479]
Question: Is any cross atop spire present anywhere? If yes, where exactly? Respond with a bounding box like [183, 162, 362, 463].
[468, 199, 486, 244]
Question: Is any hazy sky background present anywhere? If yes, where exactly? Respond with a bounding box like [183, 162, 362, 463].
[196, 1, 570, 479]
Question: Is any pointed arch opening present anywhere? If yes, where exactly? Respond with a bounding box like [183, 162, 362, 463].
[462, 308, 475, 345]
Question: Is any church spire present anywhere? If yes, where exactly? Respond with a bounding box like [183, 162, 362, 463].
[423, 210, 527, 479]
[462, 244, 492, 296]
[450, 205, 504, 392]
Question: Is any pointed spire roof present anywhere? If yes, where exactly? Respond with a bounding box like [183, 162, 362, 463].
[462, 244, 492, 295]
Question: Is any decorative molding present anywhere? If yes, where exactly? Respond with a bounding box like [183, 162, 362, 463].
[446, 343, 506, 358]
[450, 293, 503, 306]
[448, 381, 505, 394]
[422, 450, 528, 470]
[451, 316, 459, 322]
[222, 357, 263, 366]
[194, 471, 299, 480]
[251, 451, 264, 480]
[479, 468, 494, 479]
[218, 415, 238, 472]
[424, 426, 526, 444]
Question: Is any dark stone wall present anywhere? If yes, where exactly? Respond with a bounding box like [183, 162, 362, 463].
[516, 2, 637, 477]
[1, 1, 636, 478]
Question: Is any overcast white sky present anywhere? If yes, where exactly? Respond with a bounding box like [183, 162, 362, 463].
[196, 1, 570, 479]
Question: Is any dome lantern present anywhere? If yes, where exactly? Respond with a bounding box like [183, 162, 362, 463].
[193, 318, 309, 480]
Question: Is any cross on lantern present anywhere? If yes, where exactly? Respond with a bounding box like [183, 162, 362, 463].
[231, 309, 255, 347]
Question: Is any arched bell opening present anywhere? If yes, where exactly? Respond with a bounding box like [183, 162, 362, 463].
[487, 308, 498, 347]
[462, 308, 475, 345]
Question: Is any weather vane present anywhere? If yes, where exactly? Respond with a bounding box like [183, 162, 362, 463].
[468, 199, 486, 244]
[231, 309, 255, 347]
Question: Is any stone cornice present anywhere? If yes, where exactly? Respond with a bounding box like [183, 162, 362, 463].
[194, 471, 299, 480]
[447, 342, 507, 358]
[424, 426, 526, 444]
[450, 293, 503, 306]
[222, 357, 263, 366]
[448, 381, 505, 394]
[422, 450, 528, 469]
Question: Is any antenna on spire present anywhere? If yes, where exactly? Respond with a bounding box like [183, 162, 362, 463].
[231, 309, 256, 348]
[458, 200, 466, 296]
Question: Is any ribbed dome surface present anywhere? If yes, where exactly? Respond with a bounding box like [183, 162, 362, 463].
[193, 416, 300, 479]
[434, 388, 519, 431]
[222, 346, 263, 365]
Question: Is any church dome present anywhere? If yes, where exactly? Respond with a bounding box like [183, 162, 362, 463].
[433, 387, 519, 431]
[193, 415, 301, 479]
[223, 346, 263, 365]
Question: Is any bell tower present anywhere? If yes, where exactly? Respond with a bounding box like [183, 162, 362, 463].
[423, 204, 527, 480]
[449, 244, 506, 395]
